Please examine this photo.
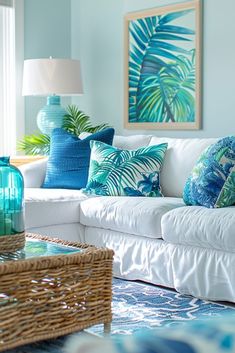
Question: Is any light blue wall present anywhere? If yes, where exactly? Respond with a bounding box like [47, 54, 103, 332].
[24, 0, 235, 137]
[71, 0, 123, 131]
[24, 0, 71, 134]
[71, 0, 235, 138]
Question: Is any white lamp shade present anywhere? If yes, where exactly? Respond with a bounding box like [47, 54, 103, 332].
[22, 58, 83, 96]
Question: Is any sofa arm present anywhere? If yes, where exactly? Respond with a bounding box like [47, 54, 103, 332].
[19, 158, 48, 188]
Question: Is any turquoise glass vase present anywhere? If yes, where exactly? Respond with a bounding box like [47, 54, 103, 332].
[0, 157, 24, 235]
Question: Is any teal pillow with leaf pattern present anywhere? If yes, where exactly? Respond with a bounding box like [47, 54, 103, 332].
[85, 141, 168, 197]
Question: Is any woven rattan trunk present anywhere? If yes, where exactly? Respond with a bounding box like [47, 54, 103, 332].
[0, 233, 113, 351]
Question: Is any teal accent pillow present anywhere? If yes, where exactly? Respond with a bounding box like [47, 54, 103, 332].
[43, 128, 115, 189]
[183, 136, 235, 208]
[85, 141, 168, 197]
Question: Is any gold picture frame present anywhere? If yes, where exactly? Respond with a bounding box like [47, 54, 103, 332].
[124, 0, 201, 130]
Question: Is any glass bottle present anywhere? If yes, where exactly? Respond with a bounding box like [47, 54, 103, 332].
[0, 157, 24, 236]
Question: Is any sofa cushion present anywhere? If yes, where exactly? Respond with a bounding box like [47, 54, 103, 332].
[85, 141, 168, 197]
[149, 137, 218, 197]
[161, 205, 235, 252]
[113, 135, 152, 150]
[184, 136, 235, 208]
[25, 188, 90, 229]
[79, 133, 152, 150]
[43, 128, 114, 189]
[80, 196, 184, 238]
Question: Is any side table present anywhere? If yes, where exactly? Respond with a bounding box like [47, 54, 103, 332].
[10, 156, 45, 167]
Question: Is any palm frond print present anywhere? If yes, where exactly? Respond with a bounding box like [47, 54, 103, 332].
[85, 141, 168, 197]
[128, 9, 196, 123]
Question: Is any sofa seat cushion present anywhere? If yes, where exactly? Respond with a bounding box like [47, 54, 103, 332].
[25, 188, 90, 229]
[80, 196, 184, 238]
[161, 206, 235, 252]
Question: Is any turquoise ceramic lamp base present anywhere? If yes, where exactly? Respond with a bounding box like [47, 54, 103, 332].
[37, 95, 67, 136]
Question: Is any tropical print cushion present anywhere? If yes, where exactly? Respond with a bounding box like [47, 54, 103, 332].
[85, 141, 168, 197]
[183, 136, 235, 208]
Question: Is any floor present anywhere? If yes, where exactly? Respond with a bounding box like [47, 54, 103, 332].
[6, 278, 235, 353]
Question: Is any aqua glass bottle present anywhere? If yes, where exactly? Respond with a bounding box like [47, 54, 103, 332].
[0, 157, 24, 236]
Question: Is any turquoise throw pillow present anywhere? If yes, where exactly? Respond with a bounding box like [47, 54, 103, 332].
[43, 128, 115, 189]
[85, 141, 168, 197]
[183, 136, 235, 208]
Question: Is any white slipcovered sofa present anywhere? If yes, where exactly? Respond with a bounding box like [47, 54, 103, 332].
[20, 135, 235, 303]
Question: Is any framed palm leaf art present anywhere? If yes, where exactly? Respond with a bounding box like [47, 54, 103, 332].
[124, 0, 201, 130]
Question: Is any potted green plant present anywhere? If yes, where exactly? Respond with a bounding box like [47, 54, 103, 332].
[18, 105, 110, 155]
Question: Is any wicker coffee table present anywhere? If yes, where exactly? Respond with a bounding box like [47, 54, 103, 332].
[0, 233, 114, 351]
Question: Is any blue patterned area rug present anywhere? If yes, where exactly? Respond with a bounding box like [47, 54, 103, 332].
[6, 278, 235, 353]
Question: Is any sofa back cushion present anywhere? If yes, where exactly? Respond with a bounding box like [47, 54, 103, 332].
[80, 134, 152, 151]
[45, 131, 218, 197]
[113, 135, 152, 150]
[149, 137, 218, 197]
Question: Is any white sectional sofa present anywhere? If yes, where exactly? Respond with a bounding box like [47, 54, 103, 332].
[20, 135, 235, 302]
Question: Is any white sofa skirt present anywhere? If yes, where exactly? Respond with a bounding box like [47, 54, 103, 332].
[85, 226, 235, 303]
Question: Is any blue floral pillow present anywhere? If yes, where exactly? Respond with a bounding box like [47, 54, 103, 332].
[183, 136, 235, 208]
[85, 141, 168, 197]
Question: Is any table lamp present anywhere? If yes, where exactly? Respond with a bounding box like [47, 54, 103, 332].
[22, 58, 83, 136]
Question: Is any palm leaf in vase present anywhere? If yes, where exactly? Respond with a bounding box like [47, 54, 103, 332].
[17, 133, 50, 156]
[129, 9, 196, 123]
[17, 105, 110, 155]
[62, 105, 109, 136]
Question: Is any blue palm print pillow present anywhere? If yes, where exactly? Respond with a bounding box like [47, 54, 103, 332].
[184, 136, 235, 208]
[85, 141, 168, 197]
